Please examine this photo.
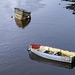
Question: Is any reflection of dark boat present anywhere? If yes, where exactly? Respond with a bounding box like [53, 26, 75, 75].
[62, 0, 75, 2]
[28, 44, 75, 63]
[15, 17, 31, 28]
[66, 4, 75, 14]
[62, 0, 75, 14]
[14, 8, 31, 20]
[29, 52, 75, 69]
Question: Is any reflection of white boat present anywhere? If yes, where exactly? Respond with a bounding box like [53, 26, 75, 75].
[28, 44, 75, 63]
[29, 52, 75, 69]
[14, 8, 31, 20]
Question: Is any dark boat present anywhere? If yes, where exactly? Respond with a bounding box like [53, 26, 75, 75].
[14, 8, 31, 20]
[15, 17, 31, 28]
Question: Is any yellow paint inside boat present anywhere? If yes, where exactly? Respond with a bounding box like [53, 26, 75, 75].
[15, 13, 22, 20]
[60, 50, 75, 57]
[38, 46, 75, 57]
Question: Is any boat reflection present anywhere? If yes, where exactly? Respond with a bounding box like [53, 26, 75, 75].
[15, 17, 31, 29]
[29, 52, 75, 69]
[62, 0, 75, 2]
[62, 0, 75, 14]
[66, 4, 75, 14]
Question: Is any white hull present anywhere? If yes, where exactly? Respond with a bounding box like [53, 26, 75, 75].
[30, 48, 72, 63]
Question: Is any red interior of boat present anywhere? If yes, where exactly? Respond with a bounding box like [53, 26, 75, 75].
[31, 44, 40, 49]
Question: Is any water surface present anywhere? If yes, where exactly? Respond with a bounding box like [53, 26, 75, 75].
[0, 0, 75, 75]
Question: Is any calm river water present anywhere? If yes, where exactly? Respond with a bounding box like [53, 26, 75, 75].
[0, 0, 75, 75]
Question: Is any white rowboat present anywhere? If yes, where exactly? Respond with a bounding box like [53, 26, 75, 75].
[28, 44, 75, 63]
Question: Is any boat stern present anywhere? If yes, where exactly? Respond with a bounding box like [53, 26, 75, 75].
[71, 56, 75, 63]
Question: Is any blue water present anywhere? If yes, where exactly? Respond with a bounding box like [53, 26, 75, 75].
[0, 0, 75, 75]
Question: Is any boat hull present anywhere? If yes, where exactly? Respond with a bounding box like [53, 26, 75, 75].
[29, 52, 75, 69]
[30, 48, 73, 63]
[14, 8, 31, 20]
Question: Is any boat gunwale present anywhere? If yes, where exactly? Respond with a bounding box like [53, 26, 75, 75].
[14, 8, 31, 15]
[30, 44, 74, 53]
